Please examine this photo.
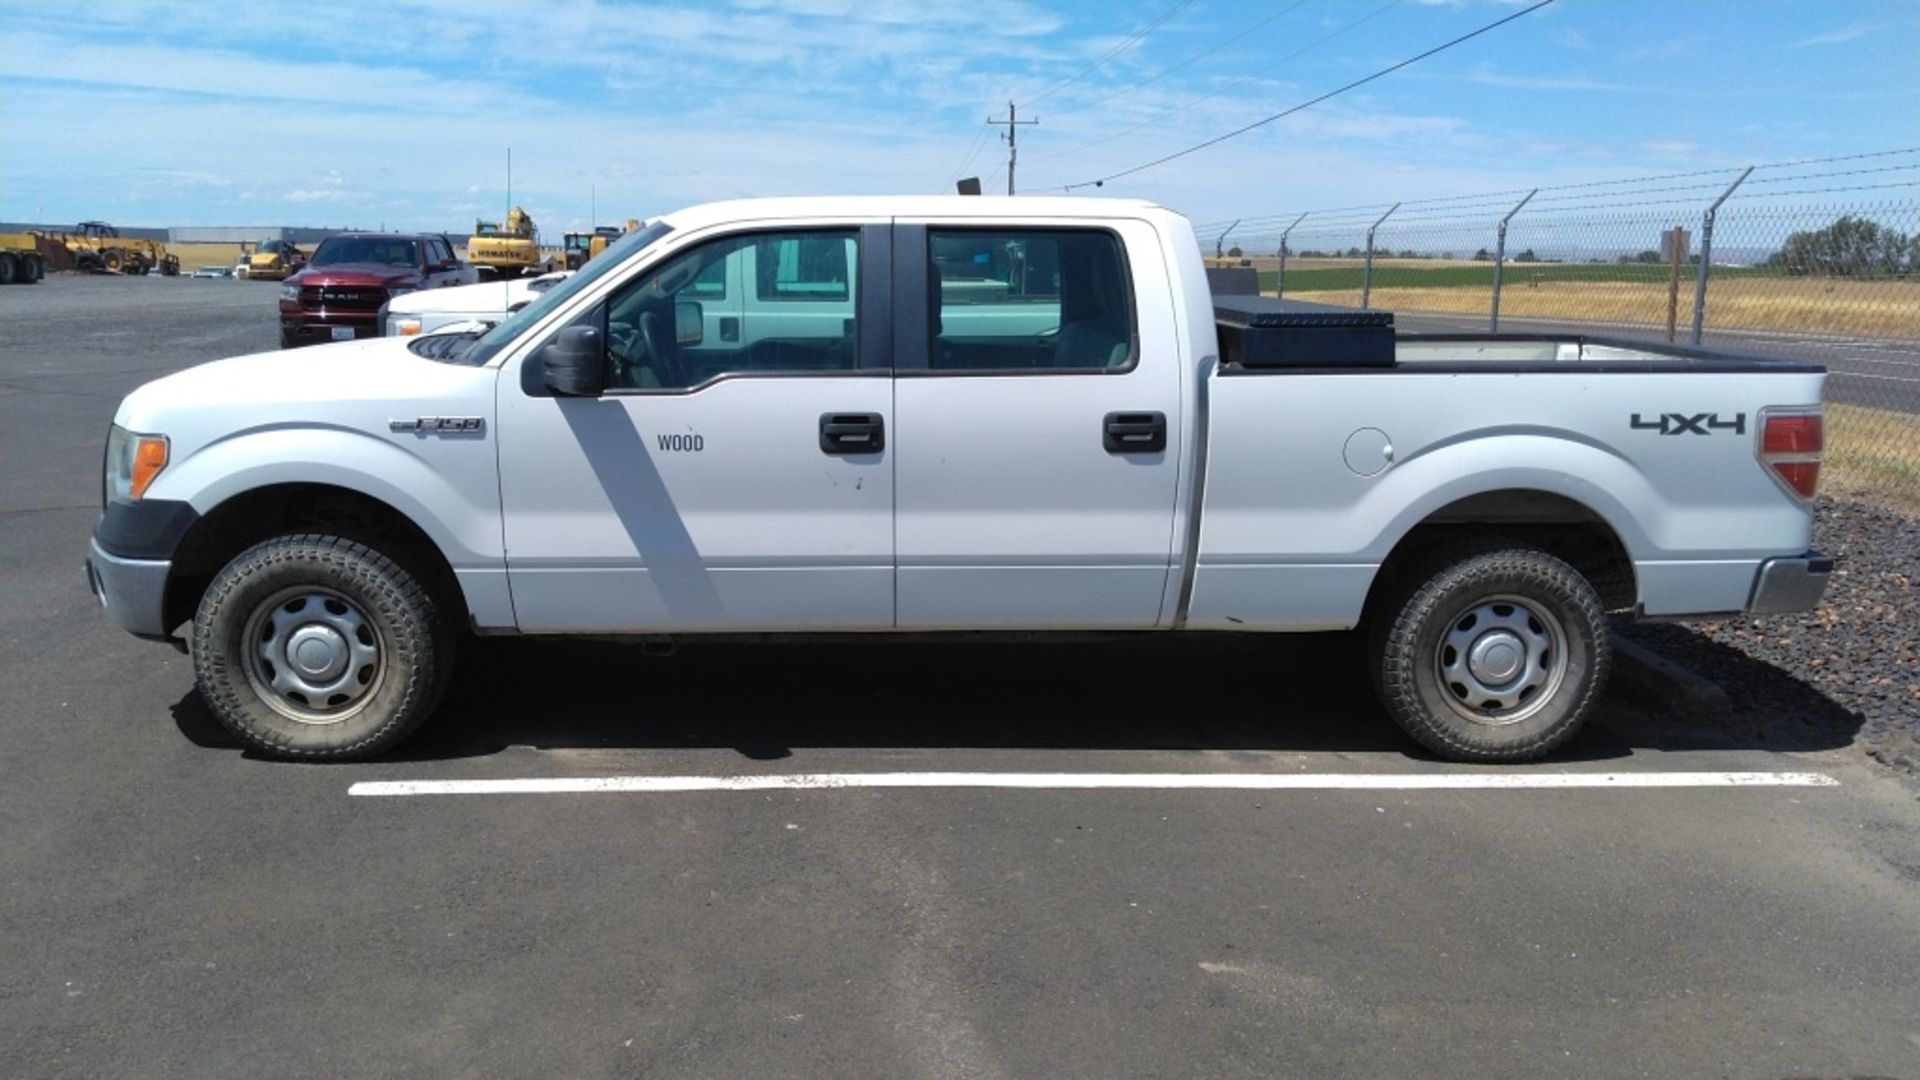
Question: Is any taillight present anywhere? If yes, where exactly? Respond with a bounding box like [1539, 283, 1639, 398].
[1758, 408, 1822, 500]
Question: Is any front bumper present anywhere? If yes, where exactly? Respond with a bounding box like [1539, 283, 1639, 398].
[280, 309, 380, 347]
[1747, 551, 1833, 615]
[86, 537, 174, 639]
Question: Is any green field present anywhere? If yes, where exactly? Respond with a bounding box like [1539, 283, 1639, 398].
[1261, 262, 1781, 293]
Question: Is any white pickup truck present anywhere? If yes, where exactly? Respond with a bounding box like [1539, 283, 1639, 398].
[86, 196, 1831, 762]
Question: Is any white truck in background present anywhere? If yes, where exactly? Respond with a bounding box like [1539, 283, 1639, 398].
[86, 196, 1830, 762]
[380, 269, 573, 338]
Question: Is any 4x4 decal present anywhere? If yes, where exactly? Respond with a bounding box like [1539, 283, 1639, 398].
[1630, 412, 1746, 436]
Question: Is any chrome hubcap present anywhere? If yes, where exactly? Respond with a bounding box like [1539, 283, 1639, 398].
[1436, 596, 1567, 726]
[242, 589, 383, 723]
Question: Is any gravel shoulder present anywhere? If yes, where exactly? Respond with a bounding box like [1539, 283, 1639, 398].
[1619, 495, 1920, 775]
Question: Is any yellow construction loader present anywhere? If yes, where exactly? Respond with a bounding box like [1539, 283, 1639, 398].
[561, 218, 641, 270]
[45, 221, 179, 276]
[246, 239, 307, 281]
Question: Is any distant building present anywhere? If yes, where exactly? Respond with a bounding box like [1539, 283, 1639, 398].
[169, 226, 293, 245]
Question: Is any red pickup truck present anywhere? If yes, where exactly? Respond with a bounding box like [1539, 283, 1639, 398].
[278, 233, 477, 348]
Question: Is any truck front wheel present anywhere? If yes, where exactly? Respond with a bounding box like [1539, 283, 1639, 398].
[1371, 545, 1609, 762]
[191, 534, 452, 760]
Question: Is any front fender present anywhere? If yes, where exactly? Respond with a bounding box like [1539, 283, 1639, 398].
[148, 424, 503, 571]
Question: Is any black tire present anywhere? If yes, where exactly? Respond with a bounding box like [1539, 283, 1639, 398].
[1370, 544, 1609, 762]
[102, 248, 124, 273]
[191, 534, 453, 761]
[0, 253, 16, 285]
[23, 255, 42, 283]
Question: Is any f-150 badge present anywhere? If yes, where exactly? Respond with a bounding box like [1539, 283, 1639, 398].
[390, 416, 485, 434]
[1630, 412, 1745, 436]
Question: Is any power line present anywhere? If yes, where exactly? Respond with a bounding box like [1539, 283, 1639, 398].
[1057, 0, 1559, 190]
[1024, 0, 1198, 107]
[1025, 0, 1406, 167]
[941, 124, 995, 192]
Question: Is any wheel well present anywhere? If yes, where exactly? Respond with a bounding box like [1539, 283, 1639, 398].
[163, 484, 466, 634]
[1364, 490, 1637, 617]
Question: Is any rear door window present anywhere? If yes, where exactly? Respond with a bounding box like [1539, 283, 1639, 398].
[928, 229, 1134, 371]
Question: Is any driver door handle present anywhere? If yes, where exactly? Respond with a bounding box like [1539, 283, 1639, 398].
[820, 413, 884, 455]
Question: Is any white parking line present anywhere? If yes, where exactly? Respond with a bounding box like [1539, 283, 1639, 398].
[348, 771, 1839, 797]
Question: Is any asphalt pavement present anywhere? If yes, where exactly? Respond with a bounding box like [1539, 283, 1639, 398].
[3, 275, 1918, 1079]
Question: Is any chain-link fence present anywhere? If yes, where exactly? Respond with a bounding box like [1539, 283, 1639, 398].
[1199, 151, 1920, 509]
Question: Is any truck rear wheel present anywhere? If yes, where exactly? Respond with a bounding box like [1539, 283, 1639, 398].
[1371, 545, 1609, 762]
[23, 255, 42, 282]
[191, 534, 453, 761]
[0, 254, 15, 285]
[102, 249, 123, 273]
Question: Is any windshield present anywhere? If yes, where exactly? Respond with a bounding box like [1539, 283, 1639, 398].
[466, 220, 671, 365]
[310, 237, 419, 268]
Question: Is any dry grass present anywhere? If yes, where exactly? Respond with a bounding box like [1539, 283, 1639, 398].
[164, 242, 249, 270]
[1287, 277, 1920, 337]
[1824, 403, 1920, 511]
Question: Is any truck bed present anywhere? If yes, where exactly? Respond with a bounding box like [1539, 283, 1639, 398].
[1213, 297, 1823, 374]
[1190, 298, 1826, 631]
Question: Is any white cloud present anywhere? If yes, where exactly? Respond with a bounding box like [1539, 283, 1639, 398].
[1462, 65, 1636, 93]
[1791, 23, 1874, 48]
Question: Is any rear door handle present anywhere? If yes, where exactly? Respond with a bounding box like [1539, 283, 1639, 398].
[1103, 411, 1166, 454]
[820, 412, 884, 455]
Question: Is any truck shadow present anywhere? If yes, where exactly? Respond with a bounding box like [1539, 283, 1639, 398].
[171, 630, 1865, 763]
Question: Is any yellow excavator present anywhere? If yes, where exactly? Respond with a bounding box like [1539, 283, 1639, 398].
[467, 206, 541, 278]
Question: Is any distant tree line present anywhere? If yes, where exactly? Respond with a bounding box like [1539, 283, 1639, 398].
[1765, 215, 1917, 278]
[1263, 214, 1917, 277]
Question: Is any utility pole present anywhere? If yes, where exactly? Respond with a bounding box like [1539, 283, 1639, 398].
[987, 102, 1039, 195]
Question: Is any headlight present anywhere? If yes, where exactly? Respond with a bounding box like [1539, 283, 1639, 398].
[280, 284, 297, 301]
[104, 425, 170, 505]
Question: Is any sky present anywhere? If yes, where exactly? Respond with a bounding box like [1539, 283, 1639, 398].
[0, 0, 1915, 236]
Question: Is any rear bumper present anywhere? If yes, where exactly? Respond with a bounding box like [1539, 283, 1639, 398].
[1747, 551, 1833, 615]
[86, 537, 174, 639]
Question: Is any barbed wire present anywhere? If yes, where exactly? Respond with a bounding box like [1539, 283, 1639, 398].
[1189, 147, 1920, 235]
[1222, 189, 1920, 245]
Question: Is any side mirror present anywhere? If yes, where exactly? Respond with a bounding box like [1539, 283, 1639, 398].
[675, 300, 704, 346]
[542, 325, 606, 396]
